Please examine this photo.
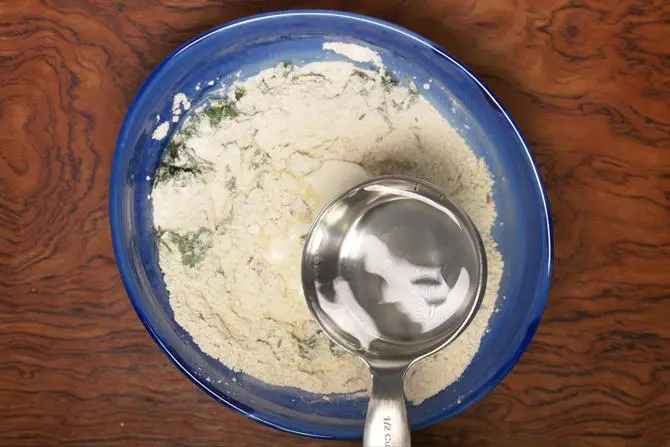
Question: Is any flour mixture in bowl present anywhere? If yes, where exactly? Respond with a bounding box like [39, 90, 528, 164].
[150, 43, 503, 405]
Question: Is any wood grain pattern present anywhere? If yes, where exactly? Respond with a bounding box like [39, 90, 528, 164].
[1, 0, 669, 445]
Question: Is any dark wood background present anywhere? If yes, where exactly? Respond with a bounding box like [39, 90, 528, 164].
[2, 0, 669, 445]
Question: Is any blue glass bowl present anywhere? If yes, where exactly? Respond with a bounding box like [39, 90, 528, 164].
[110, 10, 552, 440]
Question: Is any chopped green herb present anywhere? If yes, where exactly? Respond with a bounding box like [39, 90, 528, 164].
[234, 86, 246, 101]
[179, 119, 201, 139]
[328, 340, 346, 357]
[157, 141, 184, 184]
[380, 70, 399, 91]
[351, 69, 371, 81]
[154, 135, 212, 185]
[167, 141, 182, 161]
[295, 72, 326, 80]
[225, 176, 237, 192]
[259, 78, 271, 93]
[251, 149, 270, 169]
[296, 331, 321, 359]
[204, 100, 238, 126]
[408, 79, 419, 96]
[278, 61, 295, 76]
[390, 99, 403, 111]
[369, 158, 418, 175]
[180, 127, 195, 140]
[168, 228, 213, 268]
[154, 163, 203, 184]
[154, 226, 172, 251]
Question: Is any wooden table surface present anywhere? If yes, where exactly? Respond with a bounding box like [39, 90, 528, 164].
[2, 0, 670, 446]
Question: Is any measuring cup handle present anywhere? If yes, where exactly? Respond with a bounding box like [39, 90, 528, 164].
[363, 367, 411, 447]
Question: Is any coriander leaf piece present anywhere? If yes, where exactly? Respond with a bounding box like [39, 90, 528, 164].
[168, 228, 213, 268]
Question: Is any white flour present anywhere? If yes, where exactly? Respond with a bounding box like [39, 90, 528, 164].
[151, 45, 503, 405]
[323, 41, 383, 66]
[152, 121, 169, 141]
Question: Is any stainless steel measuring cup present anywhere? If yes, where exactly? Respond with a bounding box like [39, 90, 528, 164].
[301, 176, 486, 446]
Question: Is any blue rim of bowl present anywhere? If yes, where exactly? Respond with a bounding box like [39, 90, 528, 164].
[110, 9, 554, 440]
